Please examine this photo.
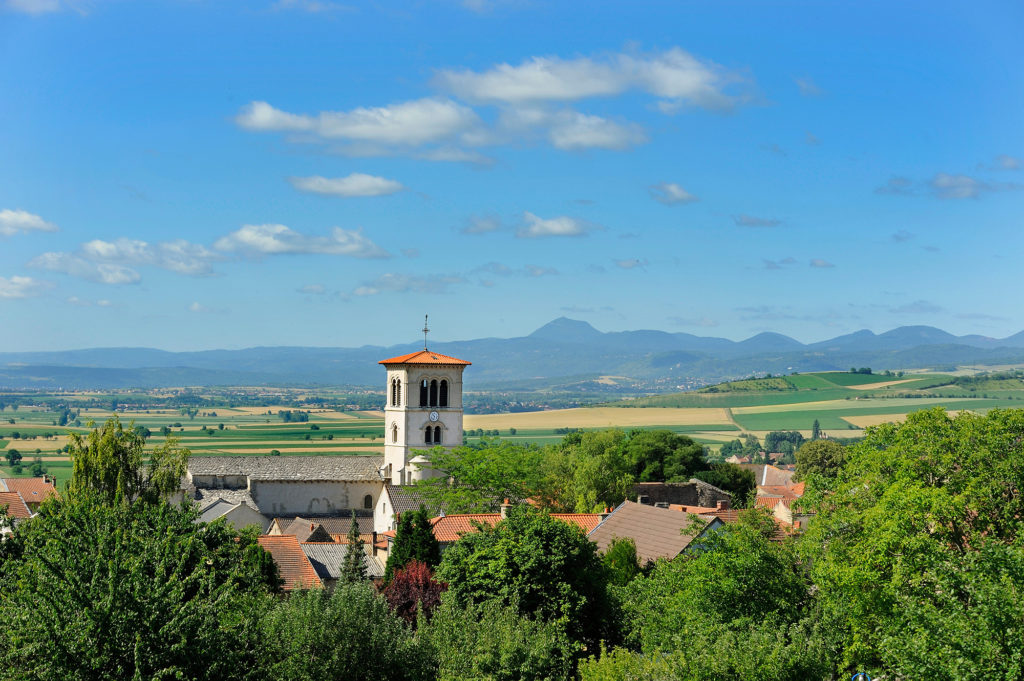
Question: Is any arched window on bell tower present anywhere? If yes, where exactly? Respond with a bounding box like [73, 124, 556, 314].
[429, 379, 438, 407]
[440, 380, 449, 407]
[420, 379, 428, 407]
[434, 425, 441, 443]
[395, 378, 401, 406]
[424, 427, 432, 444]
[391, 423, 398, 443]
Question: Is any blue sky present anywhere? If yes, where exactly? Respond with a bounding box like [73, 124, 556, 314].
[1, 0, 1022, 351]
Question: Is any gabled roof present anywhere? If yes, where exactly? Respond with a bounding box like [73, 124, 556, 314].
[282, 519, 335, 543]
[757, 482, 805, 499]
[588, 500, 721, 564]
[301, 543, 386, 580]
[384, 484, 440, 517]
[755, 496, 789, 510]
[737, 464, 795, 487]
[257, 535, 323, 591]
[0, 477, 56, 504]
[428, 512, 606, 543]
[430, 514, 500, 542]
[0, 492, 32, 520]
[378, 350, 471, 366]
[277, 514, 375, 538]
[189, 455, 383, 482]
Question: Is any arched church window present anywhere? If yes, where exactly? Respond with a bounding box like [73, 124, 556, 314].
[395, 378, 401, 406]
[440, 380, 449, 407]
[429, 379, 438, 407]
[424, 427, 432, 444]
[420, 379, 428, 407]
[364, 494, 373, 510]
[434, 425, 441, 443]
[391, 423, 398, 443]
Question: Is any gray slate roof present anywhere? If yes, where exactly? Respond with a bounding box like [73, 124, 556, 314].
[194, 488, 258, 508]
[301, 543, 385, 580]
[197, 498, 237, 524]
[189, 455, 384, 482]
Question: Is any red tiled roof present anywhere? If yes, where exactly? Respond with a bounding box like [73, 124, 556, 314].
[1, 478, 56, 504]
[430, 514, 500, 542]
[550, 513, 604, 533]
[0, 492, 32, 519]
[379, 350, 471, 366]
[257, 535, 323, 591]
[755, 496, 789, 510]
[757, 482, 805, 499]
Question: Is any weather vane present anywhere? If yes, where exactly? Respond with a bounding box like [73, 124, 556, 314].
[422, 314, 430, 350]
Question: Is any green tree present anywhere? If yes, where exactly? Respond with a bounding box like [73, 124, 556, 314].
[340, 509, 367, 583]
[424, 598, 578, 681]
[691, 463, 755, 507]
[794, 439, 846, 481]
[68, 416, 189, 505]
[542, 430, 634, 512]
[384, 506, 442, 582]
[0, 493, 277, 681]
[4, 449, 21, 467]
[801, 407, 1024, 678]
[811, 419, 821, 440]
[602, 537, 641, 587]
[257, 583, 432, 681]
[625, 429, 705, 482]
[436, 507, 614, 649]
[416, 440, 547, 513]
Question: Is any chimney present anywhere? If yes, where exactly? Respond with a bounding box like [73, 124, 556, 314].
[716, 499, 730, 511]
[637, 495, 649, 505]
[500, 498, 511, 519]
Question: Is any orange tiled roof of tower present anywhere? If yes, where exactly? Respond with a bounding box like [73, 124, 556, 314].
[378, 350, 471, 366]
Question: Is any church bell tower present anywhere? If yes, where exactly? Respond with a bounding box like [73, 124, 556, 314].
[379, 317, 471, 486]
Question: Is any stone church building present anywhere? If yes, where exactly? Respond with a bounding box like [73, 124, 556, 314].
[184, 344, 471, 535]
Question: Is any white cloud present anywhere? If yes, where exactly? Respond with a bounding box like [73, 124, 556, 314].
[733, 214, 781, 227]
[995, 154, 1021, 170]
[288, 173, 404, 197]
[929, 173, 985, 199]
[214, 223, 390, 258]
[0, 209, 58, 237]
[353, 272, 465, 296]
[4, 0, 61, 14]
[28, 252, 141, 285]
[809, 258, 835, 268]
[435, 48, 746, 111]
[235, 98, 481, 147]
[615, 258, 648, 270]
[80, 238, 221, 275]
[545, 111, 645, 150]
[517, 212, 598, 238]
[650, 182, 698, 205]
[188, 301, 213, 313]
[0, 275, 53, 299]
[67, 296, 113, 307]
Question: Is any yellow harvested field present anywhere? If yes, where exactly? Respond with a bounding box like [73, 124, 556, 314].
[464, 407, 731, 430]
[847, 379, 917, 391]
[174, 439, 371, 447]
[841, 413, 909, 428]
[196, 446, 383, 454]
[359, 410, 385, 418]
[733, 400, 847, 414]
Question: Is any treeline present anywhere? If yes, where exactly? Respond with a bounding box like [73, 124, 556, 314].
[414, 429, 757, 512]
[3, 410, 1024, 679]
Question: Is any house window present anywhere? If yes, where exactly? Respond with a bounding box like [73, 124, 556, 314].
[440, 380, 449, 407]
[429, 379, 438, 407]
[420, 379, 428, 407]
[364, 494, 373, 509]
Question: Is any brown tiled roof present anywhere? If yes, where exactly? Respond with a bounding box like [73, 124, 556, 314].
[737, 464, 795, 487]
[0, 492, 32, 519]
[755, 496, 788, 510]
[757, 482, 805, 499]
[379, 350, 471, 366]
[588, 500, 721, 564]
[257, 535, 323, 591]
[1, 478, 56, 504]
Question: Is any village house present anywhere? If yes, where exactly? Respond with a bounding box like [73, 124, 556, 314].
[588, 500, 724, 565]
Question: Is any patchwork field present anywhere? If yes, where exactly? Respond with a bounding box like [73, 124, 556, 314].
[3, 369, 1024, 486]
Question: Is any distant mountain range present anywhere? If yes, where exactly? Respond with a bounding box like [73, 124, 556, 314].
[3, 318, 1024, 390]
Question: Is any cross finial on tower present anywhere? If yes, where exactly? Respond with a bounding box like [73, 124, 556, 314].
[422, 314, 430, 350]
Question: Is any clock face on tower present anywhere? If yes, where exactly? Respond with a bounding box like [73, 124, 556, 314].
[429, 411, 439, 422]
